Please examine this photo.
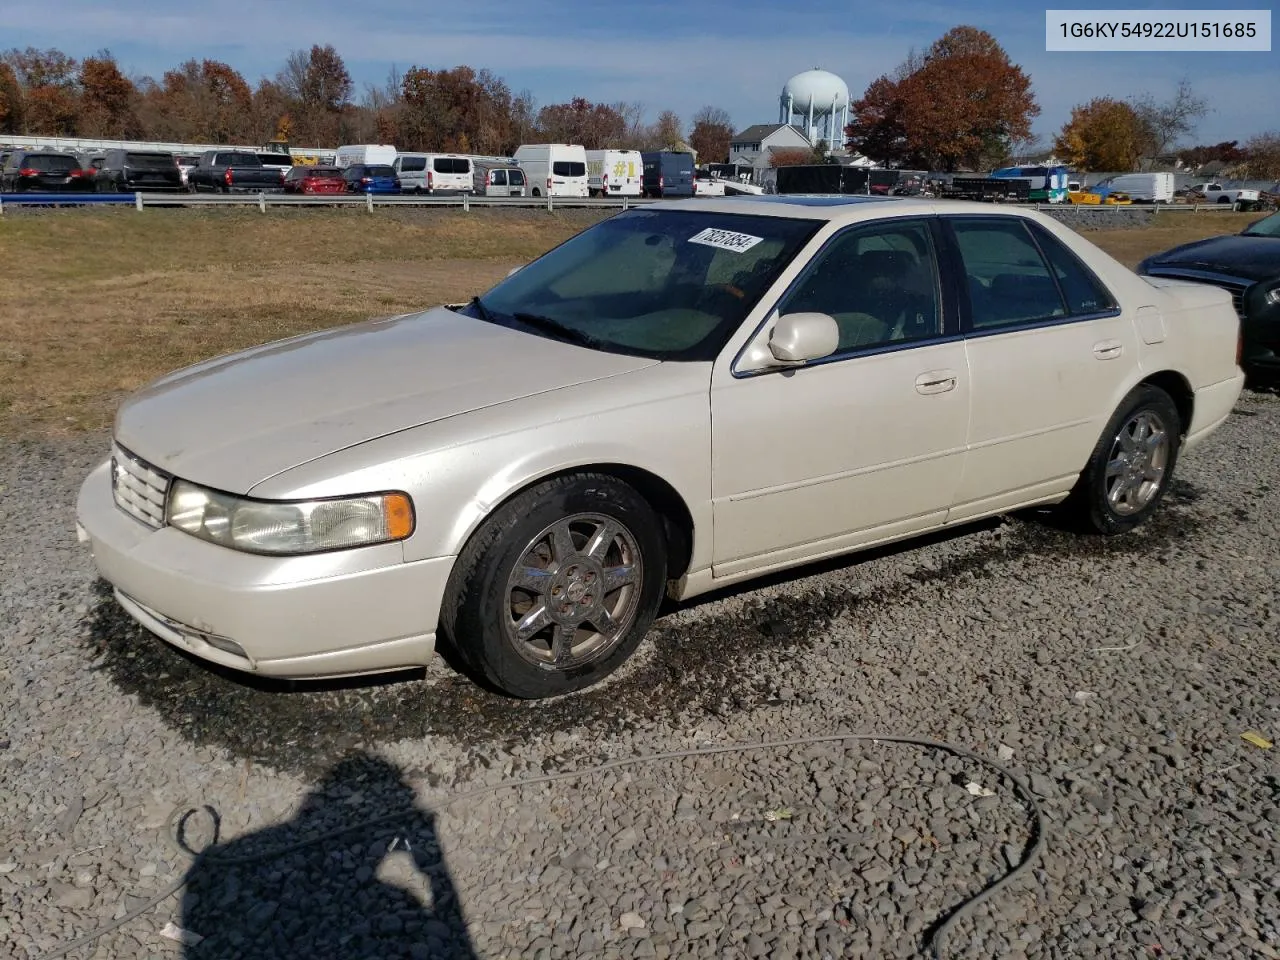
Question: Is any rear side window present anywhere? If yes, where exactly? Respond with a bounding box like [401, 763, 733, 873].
[399, 157, 426, 172]
[553, 161, 586, 177]
[125, 153, 177, 170]
[490, 169, 507, 186]
[24, 154, 78, 172]
[949, 218, 1068, 330]
[1028, 223, 1118, 316]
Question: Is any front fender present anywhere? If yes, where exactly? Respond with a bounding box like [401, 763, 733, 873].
[250, 362, 715, 570]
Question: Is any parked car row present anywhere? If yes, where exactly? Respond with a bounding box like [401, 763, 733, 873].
[2, 141, 714, 202]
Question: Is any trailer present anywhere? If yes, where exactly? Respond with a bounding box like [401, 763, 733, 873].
[941, 177, 1032, 203]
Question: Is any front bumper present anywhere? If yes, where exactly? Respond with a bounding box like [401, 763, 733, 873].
[76, 460, 454, 678]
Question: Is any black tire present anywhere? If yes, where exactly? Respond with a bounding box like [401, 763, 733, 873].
[1064, 384, 1182, 535]
[440, 473, 668, 698]
[531, 187, 541, 198]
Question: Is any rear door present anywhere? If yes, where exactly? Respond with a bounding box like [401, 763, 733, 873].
[944, 215, 1135, 521]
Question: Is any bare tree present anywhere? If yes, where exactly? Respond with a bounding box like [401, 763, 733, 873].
[1131, 78, 1209, 158]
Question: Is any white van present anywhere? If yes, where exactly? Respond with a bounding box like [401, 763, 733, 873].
[585, 149, 643, 198]
[472, 161, 527, 197]
[333, 144, 396, 170]
[1095, 172, 1175, 203]
[513, 144, 589, 198]
[394, 153, 473, 195]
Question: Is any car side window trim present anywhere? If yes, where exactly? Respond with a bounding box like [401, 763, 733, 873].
[730, 214, 959, 379]
[1024, 220, 1121, 315]
[941, 215, 1122, 336]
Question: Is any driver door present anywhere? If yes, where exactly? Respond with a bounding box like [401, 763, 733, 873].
[709, 217, 971, 577]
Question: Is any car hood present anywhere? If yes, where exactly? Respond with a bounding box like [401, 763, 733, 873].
[1142, 235, 1280, 283]
[115, 307, 660, 494]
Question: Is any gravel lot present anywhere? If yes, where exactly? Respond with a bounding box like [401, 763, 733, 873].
[2, 391, 1278, 960]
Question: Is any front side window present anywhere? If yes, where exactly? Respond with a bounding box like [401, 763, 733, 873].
[776, 219, 943, 352]
[949, 218, 1067, 330]
[470, 210, 821, 360]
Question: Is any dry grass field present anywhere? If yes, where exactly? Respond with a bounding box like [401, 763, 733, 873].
[0, 206, 1260, 438]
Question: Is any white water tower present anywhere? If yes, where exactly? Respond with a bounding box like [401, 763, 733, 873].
[778, 68, 851, 152]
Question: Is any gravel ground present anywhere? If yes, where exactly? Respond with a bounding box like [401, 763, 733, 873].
[2, 391, 1278, 960]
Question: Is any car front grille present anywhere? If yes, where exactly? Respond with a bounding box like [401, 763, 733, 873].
[111, 443, 171, 529]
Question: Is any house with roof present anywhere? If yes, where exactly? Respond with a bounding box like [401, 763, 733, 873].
[729, 123, 815, 169]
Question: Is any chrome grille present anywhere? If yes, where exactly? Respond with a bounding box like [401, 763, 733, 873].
[111, 443, 171, 529]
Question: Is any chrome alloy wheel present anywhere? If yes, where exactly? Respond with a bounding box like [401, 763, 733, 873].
[1104, 410, 1170, 515]
[503, 513, 644, 669]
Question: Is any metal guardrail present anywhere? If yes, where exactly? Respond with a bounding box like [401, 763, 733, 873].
[0, 191, 1254, 214]
[0, 191, 659, 213]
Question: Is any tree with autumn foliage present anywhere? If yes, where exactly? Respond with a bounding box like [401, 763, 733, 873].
[275, 45, 352, 144]
[0, 62, 21, 133]
[846, 26, 1038, 171]
[1239, 132, 1280, 180]
[3, 47, 80, 135]
[140, 59, 254, 143]
[769, 148, 814, 167]
[688, 106, 733, 164]
[79, 52, 138, 138]
[1053, 98, 1146, 171]
[398, 65, 526, 154]
[536, 97, 626, 148]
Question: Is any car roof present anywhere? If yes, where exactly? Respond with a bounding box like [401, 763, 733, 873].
[650, 195, 1054, 223]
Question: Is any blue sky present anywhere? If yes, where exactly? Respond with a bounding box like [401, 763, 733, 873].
[2, 0, 1274, 147]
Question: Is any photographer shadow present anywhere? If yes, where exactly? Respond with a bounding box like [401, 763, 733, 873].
[180, 752, 479, 960]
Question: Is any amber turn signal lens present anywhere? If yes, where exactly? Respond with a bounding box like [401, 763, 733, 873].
[384, 493, 415, 540]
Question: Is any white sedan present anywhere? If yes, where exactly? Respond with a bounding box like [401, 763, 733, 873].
[77, 197, 1245, 698]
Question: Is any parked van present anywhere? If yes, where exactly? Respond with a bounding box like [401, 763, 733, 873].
[641, 151, 695, 198]
[333, 144, 397, 170]
[1093, 172, 1175, 203]
[472, 161, 527, 197]
[990, 164, 1070, 203]
[513, 144, 589, 198]
[394, 153, 474, 194]
[585, 149, 643, 198]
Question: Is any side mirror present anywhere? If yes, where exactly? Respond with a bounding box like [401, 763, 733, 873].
[768, 312, 839, 364]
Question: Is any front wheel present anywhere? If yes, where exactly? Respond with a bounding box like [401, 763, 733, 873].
[440, 473, 668, 698]
[1064, 384, 1181, 535]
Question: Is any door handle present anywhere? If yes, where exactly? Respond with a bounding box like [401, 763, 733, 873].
[1093, 339, 1124, 360]
[915, 370, 958, 395]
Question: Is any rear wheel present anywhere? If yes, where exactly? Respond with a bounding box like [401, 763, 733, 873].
[1064, 384, 1181, 535]
[531, 187, 541, 198]
[440, 473, 667, 699]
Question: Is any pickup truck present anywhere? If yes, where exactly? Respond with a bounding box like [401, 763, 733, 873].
[1188, 182, 1261, 209]
[186, 150, 285, 193]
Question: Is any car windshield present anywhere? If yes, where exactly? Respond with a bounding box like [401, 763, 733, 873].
[1242, 212, 1280, 237]
[466, 209, 822, 361]
[366, 165, 395, 177]
[308, 167, 342, 177]
[259, 153, 292, 165]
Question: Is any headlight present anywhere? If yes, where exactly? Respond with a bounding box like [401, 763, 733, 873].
[166, 480, 414, 555]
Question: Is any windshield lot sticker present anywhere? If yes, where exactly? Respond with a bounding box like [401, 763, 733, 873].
[688, 228, 764, 253]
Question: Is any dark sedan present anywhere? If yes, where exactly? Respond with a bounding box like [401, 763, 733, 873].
[343, 164, 401, 195]
[0, 151, 95, 193]
[1139, 212, 1280, 383]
